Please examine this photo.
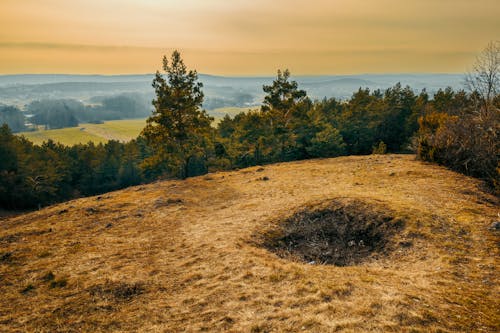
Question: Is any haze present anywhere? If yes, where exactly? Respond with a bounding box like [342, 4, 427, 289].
[1, 0, 499, 75]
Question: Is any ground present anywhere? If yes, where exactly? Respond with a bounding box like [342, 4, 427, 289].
[0, 154, 498, 332]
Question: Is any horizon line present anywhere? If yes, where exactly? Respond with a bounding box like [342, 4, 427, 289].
[0, 72, 467, 78]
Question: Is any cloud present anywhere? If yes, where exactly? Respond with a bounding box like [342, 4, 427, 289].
[0, 42, 160, 51]
[0, 0, 498, 74]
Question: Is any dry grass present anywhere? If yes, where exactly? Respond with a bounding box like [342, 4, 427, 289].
[0, 154, 498, 332]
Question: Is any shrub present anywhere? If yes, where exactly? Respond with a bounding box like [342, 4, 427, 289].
[417, 108, 499, 193]
[372, 141, 387, 155]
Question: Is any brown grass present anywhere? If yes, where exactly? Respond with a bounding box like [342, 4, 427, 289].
[0, 154, 498, 332]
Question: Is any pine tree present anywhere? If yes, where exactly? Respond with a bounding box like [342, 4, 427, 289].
[141, 51, 213, 178]
[261, 69, 308, 160]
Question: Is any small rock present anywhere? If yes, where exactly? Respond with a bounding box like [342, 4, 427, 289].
[154, 198, 183, 208]
[58, 209, 68, 215]
[42, 271, 55, 282]
[106, 223, 113, 228]
[86, 207, 98, 214]
[489, 221, 500, 231]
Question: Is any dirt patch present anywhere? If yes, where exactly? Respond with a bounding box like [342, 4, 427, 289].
[88, 281, 145, 301]
[262, 198, 405, 266]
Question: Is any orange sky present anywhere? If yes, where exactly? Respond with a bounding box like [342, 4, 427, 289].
[0, 0, 499, 75]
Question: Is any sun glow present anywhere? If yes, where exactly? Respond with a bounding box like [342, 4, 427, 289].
[0, 0, 499, 74]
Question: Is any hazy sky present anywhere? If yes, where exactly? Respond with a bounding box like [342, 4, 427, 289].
[1, 0, 499, 75]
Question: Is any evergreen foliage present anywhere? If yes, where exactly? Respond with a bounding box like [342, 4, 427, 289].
[2, 45, 499, 210]
[141, 51, 213, 178]
[0, 105, 27, 132]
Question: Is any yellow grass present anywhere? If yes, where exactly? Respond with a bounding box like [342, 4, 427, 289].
[0, 154, 499, 332]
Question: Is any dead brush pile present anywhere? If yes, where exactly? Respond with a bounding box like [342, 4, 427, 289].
[262, 198, 406, 266]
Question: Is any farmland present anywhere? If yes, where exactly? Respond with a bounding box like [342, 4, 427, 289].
[16, 107, 255, 145]
[17, 119, 147, 145]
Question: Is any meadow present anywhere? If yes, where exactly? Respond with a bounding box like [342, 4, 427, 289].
[18, 119, 146, 145]
[16, 107, 255, 146]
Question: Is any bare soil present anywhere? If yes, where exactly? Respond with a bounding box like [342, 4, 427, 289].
[262, 198, 405, 266]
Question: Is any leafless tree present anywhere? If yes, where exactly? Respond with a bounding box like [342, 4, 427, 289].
[419, 42, 499, 192]
[466, 41, 499, 112]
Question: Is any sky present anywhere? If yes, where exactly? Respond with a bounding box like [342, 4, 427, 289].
[0, 0, 499, 75]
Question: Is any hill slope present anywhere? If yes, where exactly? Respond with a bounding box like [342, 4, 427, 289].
[1, 155, 498, 332]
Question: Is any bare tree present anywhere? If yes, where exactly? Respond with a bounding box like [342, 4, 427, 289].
[466, 41, 499, 111]
[419, 41, 499, 192]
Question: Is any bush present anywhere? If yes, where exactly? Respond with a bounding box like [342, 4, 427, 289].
[417, 108, 499, 193]
[372, 141, 387, 155]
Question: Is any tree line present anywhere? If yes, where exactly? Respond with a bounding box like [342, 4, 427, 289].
[0, 93, 150, 132]
[1, 44, 498, 209]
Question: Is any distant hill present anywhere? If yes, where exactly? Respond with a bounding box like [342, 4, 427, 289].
[301, 77, 377, 87]
[0, 73, 466, 109]
[1, 154, 498, 332]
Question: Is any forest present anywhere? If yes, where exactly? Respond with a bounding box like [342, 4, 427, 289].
[0, 95, 152, 135]
[1, 45, 498, 210]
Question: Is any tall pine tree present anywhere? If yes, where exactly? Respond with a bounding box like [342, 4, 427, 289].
[141, 51, 213, 179]
[261, 69, 308, 160]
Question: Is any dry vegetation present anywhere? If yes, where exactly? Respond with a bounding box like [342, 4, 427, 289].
[0, 154, 499, 332]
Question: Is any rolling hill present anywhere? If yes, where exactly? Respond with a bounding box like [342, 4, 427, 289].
[0, 73, 465, 108]
[0, 155, 498, 332]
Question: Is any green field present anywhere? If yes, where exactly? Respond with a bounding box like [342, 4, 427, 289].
[18, 118, 147, 146]
[209, 106, 259, 122]
[16, 107, 257, 146]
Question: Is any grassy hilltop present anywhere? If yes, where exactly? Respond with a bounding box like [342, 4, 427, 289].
[0, 154, 498, 332]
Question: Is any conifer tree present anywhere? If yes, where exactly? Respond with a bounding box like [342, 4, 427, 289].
[261, 69, 308, 160]
[141, 51, 213, 178]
